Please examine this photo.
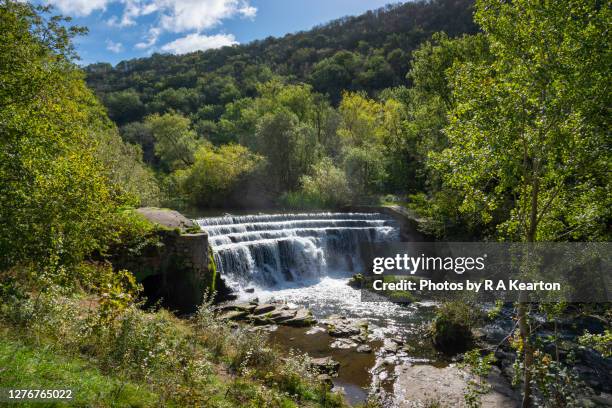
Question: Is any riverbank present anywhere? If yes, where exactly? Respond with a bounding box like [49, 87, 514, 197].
[0, 284, 347, 407]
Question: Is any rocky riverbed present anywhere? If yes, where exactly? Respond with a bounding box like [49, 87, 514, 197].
[216, 295, 612, 407]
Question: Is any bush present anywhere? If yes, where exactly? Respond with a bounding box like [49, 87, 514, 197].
[300, 157, 352, 207]
[0, 274, 345, 407]
[281, 157, 351, 209]
[431, 301, 481, 354]
[175, 142, 264, 207]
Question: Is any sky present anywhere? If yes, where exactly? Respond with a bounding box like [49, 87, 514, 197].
[33, 0, 403, 66]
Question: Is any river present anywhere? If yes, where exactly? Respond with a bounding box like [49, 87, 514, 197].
[194, 211, 444, 405]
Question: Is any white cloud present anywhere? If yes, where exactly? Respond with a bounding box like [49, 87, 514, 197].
[105, 39, 124, 53]
[157, 0, 256, 33]
[238, 4, 256, 18]
[160, 33, 237, 54]
[45, 0, 110, 16]
[108, 0, 159, 27]
[135, 27, 161, 49]
[45, 0, 256, 52]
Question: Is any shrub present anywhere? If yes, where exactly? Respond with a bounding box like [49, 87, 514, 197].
[432, 301, 481, 354]
[300, 157, 352, 207]
[175, 142, 264, 207]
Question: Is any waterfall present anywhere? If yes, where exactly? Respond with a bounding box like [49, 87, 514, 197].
[195, 212, 399, 290]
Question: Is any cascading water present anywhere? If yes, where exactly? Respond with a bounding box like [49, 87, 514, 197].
[196, 212, 432, 406]
[195, 212, 400, 292]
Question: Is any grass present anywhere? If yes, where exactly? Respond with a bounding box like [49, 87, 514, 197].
[0, 281, 347, 408]
[0, 333, 158, 407]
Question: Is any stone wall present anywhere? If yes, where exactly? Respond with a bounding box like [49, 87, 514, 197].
[116, 208, 212, 314]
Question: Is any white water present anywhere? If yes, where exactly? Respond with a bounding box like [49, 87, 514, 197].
[196, 211, 435, 367]
[195, 212, 400, 294]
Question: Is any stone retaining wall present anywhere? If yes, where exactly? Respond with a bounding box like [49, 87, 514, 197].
[116, 208, 212, 314]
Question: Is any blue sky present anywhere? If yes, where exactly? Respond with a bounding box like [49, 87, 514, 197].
[34, 0, 403, 66]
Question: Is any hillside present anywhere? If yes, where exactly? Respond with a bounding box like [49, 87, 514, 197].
[85, 0, 477, 126]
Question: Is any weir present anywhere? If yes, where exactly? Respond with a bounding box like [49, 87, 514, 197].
[195, 212, 400, 291]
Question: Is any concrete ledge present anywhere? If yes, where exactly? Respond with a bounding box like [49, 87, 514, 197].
[136, 207, 197, 231]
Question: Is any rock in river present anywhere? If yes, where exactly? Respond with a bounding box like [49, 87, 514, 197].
[284, 308, 316, 327]
[393, 364, 519, 407]
[310, 357, 340, 376]
[253, 303, 277, 315]
[323, 314, 367, 337]
[219, 310, 248, 321]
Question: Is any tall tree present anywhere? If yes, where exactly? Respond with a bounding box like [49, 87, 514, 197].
[431, 0, 610, 405]
[145, 112, 200, 171]
[0, 1, 126, 272]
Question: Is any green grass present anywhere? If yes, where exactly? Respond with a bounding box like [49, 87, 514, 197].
[0, 336, 158, 407]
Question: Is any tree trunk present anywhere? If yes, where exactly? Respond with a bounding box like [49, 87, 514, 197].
[520, 175, 539, 407]
[518, 300, 533, 408]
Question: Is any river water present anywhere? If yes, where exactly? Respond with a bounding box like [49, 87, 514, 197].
[195, 212, 442, 405]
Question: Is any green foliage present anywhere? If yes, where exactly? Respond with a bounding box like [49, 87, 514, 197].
[255, 108, 319, 193]
[145, 111, 201, 171]
[431, 0, 610, 242]
[432, 301, 481, 354]
[343, 145, 387, 199]
[579, 330, 612, 358]
[298, 158, 351, 208]
[461, 350, 495, 408]
[0, 334, 158, 407]
[0, 1, 120, 273]
[104, 89, 145, 125]
[96, 130, 161, 207]
[529, 349, 588, 408]
[0, 283, 346, 407]
[174, 142, 264, 207]
[85, 0, 478, 124]
[120, 121, 156, 164]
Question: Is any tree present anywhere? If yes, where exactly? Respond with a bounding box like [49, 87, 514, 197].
[104, 90, 145, 125]
[120, 121, 156, 164]
[95, 128, 160, 206]
[343, 145, 387, 199]
[405, 32, 492, 195]
[337, 91, 383, 147]
[300, 158, 351, 207]
[174, 143, 263, 207]
[145, 112, 200, 171]
[357, 55, 395, 90]
[431, 1, 610, 405]
[310, 51, 360, 103]
[0, 1, 125, 273]
[255, 108, 319, 193]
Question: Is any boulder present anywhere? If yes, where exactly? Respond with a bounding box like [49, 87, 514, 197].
[217, 302, 257, 313]
[331, 338, 358, 349]
[431, 315, 473, 354]
[383, 338, 399, 354]
[284, 308, 315, 327]
[393, 364, 519, 408]
[324, 315, 367, 337]
[253, 303, 277, 315]
[136, 207, 196, 231]
[219, 310, 248, 321]
[356, 344, 372, 353]
[311, 357, 340, 376]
